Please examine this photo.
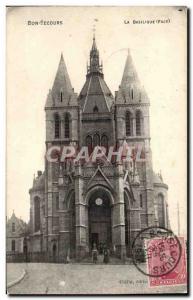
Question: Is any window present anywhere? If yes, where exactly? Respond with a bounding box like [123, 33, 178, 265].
[54, 114, 60, 138]
[64, 113, 70, 138]
[93, 133, 100, 147]
[125, 111, 132, 136]
[12, 222, 15, 232]
[86, 135, 92, 146]
[60, 91, 63, 102]
[140, 194, 143, 208]
[131, 88, 134, 99]
[101, 135, 108, 149]
[158, 194, 165, 227]
[86, 135, 92, 153]
[56, 195, 59, 210]
[93, 105, 99, 113]
[34, 196, 40, 232]
[12, 240, 15, 252]
[136, 110, 142, 136]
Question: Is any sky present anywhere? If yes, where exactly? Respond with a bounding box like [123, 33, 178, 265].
[6, 6, 187, 236]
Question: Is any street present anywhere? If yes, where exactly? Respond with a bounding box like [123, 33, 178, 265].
[7, 262, 186, 295]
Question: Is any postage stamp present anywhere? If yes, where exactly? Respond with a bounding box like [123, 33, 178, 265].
[132, 227, 187, 287]
[148, 237, 187, 287]
[132, 227, 182, 276]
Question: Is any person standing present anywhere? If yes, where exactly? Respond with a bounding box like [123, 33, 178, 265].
[92, 243, 98, 264]
[103, 247, 109, 264]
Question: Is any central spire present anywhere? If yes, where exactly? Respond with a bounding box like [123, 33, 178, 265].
[87, 34, 103, 77]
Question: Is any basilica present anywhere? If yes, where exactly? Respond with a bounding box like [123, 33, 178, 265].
[29, 35, 169, 262]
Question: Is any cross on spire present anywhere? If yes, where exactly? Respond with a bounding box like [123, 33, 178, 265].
[87, 27, 103, 76]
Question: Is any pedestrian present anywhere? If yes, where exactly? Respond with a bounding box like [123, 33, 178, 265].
[66, 248, 70, 264]
[92, 243, 98, 264]
[103, 247, 109, 264]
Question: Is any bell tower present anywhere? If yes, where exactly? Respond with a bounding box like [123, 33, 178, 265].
[87, 34, 103, 76]
[44, 53, 79, 260]
[115, 49, 156, 233]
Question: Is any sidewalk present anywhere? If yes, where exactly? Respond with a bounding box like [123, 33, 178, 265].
[7, 263, 26, 288]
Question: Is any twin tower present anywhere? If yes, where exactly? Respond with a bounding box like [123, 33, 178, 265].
[29, 36, 169, 262]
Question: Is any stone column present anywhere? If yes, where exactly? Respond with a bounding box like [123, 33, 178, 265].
[58, 169, 71, 262]
[74, 163, 87, 260]
[113, 163, 126, 259]
[116, 113, 125, 141]
[45, 151, 53, 256]
[128, 185, 141, 256]
[71, 115, 78, 142]
[144, 143, 156, 226]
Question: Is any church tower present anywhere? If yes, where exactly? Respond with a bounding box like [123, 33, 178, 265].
[79, 35, 115, 148]
[43, 54, 79, 260]
[29, 37, 169, 263]
[115, 49, 155, 230]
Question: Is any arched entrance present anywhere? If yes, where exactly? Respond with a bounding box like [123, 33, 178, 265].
[88, 188, 112, 252]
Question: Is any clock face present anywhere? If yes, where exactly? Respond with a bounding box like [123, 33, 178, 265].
[95, 198, 103, 206]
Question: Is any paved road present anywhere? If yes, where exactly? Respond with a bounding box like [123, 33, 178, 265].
[7, 263, 25, 284]
[7, 263, 186, 295]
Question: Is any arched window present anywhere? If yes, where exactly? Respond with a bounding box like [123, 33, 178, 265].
[60, 91, 63, 102]
[64, 113, 70, 138]
[101, 135, 108, 149]
[54, 113, 60, 138]
[140, 194, 143, 208]
[86, 135, 92, 153]
[136, 110, 142, 136]
[93, 133, 100, 147]
[158, 194, 165, 227]
[12, 222, 15, 232]
[93, 105, 99, 113]
[125, 111, 132, 136]
[34, 196, 40, 232]
[56, 194, 59, 210]
[131, 88, 134, 100]
[12, 240, 15, 252]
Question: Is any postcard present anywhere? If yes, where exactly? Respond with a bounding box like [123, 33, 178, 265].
[6, 6, 188, 295]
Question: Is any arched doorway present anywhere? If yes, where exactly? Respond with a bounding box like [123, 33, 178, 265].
[88, 189, 112, 252]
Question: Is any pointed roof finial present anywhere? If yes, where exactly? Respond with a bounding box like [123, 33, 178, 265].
[60, 52, 64, 62]
[91, 25, 97, 50]
[121, 49, 139, 87]
[51, 53, 73, 99]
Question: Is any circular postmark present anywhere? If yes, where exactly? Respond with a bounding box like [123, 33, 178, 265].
[131, 226, 182, 277]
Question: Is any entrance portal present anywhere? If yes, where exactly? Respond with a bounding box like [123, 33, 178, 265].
[88, 190, 112, 251]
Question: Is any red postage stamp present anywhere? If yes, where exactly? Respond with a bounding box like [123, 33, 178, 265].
[147, 237, 187, 287]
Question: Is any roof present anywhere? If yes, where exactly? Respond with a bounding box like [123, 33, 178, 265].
[116, 49, 149, 104]
[79, 75, 114, 113]
[153, 172, 163, 184]
[7, 212, 27, 235]
[45, 54, 78, 107]
[32, 172, 45, 191]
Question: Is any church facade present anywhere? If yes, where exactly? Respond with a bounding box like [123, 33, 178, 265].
[29, 36, 169, 262]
